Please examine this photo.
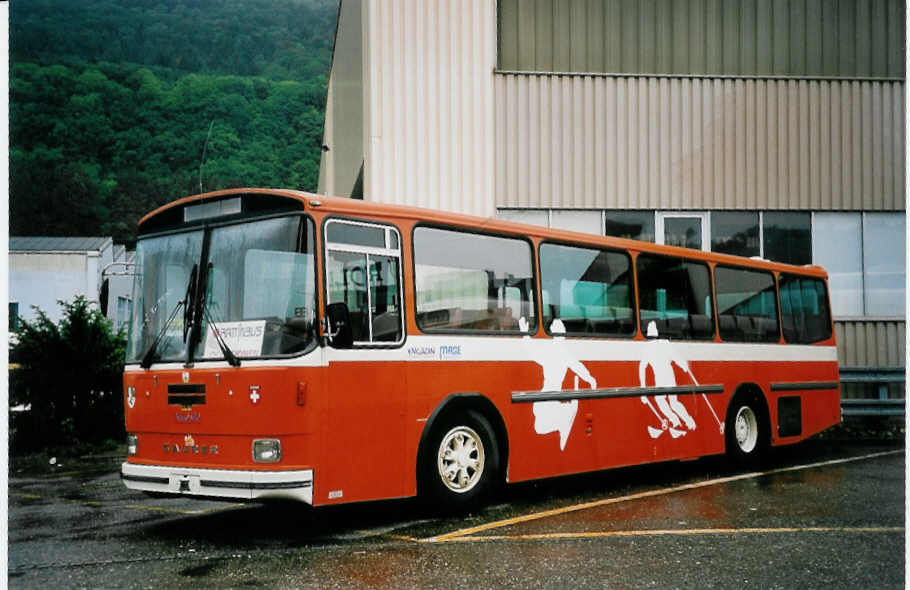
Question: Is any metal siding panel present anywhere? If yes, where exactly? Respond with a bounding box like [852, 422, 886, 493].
[754, 80, 767, 209]
[691, 79, 704, 208]
[820, 0, 839, 76]
[604, 0, 622, 72]
[655, 0, 673, 74]
[517, 0, 535, 71]
[892, 84, 905, 209]
[722, 0, 740, 74]
[888, 0, 905, 77]
[582, 76, 602, 208]
[647, 78, 660, 208]
[766, 81, 780, 208]
[806, 0, 823, 74]
[860, 82, 874, 209]
[494, 75, 904, 211]
[587, 0, 604, 72]
[773, 0, 791, 74]
[535, 0, 554, 71]
[834, 322, 847, 365]
[659, 78, 671, 207]
[516, 75, 528, 209]
[495, 77, 507, 206]
[616, 78, 629, 208]
[855, 0, 872, 76]
[629, 78, 641, 208]
[499, 0, 518, 69]
[553, 1, 571, 72]
[755, 0, 773, 74]
[570, 0, 586, 71]
[789, 0, 807, 74]
[808, 81, 821, 209]
[870, 0, 888, 76]
[740, 0, 757, 75]
[639, 0, 657, 74]
[819, 82, 832, 209]
[871, 82, 885, 210]
[828, 81, 842, 209]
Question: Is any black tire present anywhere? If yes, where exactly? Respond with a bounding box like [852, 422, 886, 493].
[725, 393, 769, 465]
[420, 410, 500, 511]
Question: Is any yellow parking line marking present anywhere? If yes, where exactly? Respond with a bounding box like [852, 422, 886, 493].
[384, 534, 421, 542]
[425, 449, 903, 543]
[438, 526, 905, 543]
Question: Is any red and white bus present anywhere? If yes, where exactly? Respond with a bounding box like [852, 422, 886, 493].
[121, 189, 840, 508]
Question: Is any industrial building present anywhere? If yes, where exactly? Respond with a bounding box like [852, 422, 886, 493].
[318, 0, 906, 397]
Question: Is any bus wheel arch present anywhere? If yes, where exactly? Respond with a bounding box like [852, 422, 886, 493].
[417, 393, 508, 509]
[724, 384, 771, 463]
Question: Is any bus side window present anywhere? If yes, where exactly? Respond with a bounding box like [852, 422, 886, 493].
[413, 227, 536, 333]
[715, 266, 779, 342]
[636, 254, 714, 340]
[539, 242, 635, 338]
[325, 219, 404, 345]
[780, 275, 832, 344]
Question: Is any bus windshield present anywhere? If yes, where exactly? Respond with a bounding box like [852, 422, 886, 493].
[126, 215, 317, 364]
[194, 216, 317, 360]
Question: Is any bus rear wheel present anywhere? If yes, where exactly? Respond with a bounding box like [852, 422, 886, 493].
[421, 410, 500, 511]
[725, 393, 769, 465]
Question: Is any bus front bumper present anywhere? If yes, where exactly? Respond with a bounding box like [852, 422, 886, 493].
[120, 462, 314, 504]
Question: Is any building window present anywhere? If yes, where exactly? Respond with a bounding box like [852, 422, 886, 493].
[550, 210, 601, 235]
[604, 211, 654, 242]
[496, 209, 548, 228]
[711, 212, 759, 257]
[812, 213, 863, 316]
[763, 212, 811, 265]
[862, 213, 906, 317]
[539, 242, 634, 337]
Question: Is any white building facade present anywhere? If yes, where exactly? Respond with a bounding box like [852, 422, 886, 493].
[9, 237, 133, 330]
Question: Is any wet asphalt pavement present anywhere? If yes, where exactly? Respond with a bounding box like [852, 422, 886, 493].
[8, 439, 905, 589]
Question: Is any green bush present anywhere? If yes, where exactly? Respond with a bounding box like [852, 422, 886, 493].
[10, 296, 126, 453]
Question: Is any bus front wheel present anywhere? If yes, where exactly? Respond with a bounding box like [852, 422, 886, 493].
[422, 410, 500, 510]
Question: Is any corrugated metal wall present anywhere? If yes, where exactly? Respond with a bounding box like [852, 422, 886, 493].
[361, 0, 497, 217]
[495, 74, 905, 210]
[836, 320, 906, 367]
[498, 0, 906, 78]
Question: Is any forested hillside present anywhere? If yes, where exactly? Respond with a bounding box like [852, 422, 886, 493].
[10, 0, 338, 245]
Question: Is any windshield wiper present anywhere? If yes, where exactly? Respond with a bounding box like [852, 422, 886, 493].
[198, 263, 240, 367]
[140, 264, 197, 369]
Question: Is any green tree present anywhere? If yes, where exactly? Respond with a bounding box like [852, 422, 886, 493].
[10, 297, 126, 452]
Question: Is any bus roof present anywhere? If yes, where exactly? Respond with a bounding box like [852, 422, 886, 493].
[140, 188, 828, 279]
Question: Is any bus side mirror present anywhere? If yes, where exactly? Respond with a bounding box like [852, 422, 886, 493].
[325, 302, 353, 349]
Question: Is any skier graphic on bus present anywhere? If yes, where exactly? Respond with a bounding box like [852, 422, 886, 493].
[520, 317, 596, 450]
[639, 320, 723, 439]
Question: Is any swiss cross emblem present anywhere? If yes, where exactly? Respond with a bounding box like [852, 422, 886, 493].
[249, 386, 261, 404]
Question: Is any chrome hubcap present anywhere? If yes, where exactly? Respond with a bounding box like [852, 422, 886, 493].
[734, 406, 759, 453]
[437, 426, 485, 494]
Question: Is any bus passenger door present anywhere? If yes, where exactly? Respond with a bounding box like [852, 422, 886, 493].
[321, 220, 407, 505]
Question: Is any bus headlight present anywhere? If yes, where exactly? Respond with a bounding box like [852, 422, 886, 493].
[253, 439, 282, 463]
[127, 434, 138, 456]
